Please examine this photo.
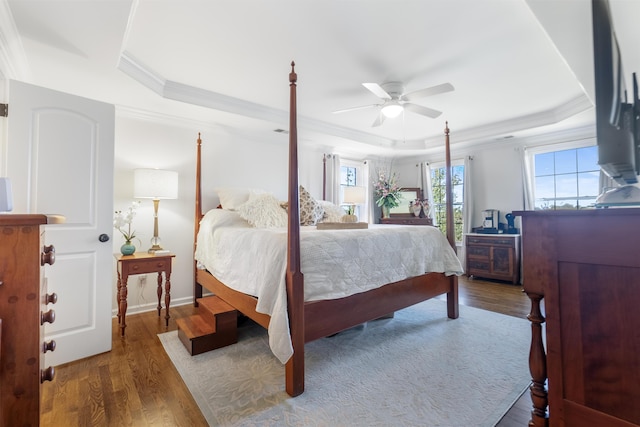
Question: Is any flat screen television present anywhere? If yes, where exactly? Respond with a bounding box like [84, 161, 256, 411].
[592, 0, 639, 186]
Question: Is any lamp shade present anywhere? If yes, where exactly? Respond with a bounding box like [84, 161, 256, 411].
[134, 169, 178, 200]
[343, 186, 366, 205]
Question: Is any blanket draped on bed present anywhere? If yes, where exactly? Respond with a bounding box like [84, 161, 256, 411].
[195, 209, 464, 363]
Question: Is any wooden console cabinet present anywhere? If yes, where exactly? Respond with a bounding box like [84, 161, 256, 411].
[380, 216, 433, 225]
[0, 215, 62, 426]
[465, 233, 520, 284]
[516, 209, 640, 427]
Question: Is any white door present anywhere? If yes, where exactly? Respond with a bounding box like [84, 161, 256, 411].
[5, 80, 114, 366]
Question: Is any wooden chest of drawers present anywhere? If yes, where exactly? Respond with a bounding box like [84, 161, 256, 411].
[0, 215, 60, 426]
[380, 217, 433, 226]
[465, 233, 520, 284]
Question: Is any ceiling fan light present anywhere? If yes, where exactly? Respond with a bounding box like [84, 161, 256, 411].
[381, 102, 403, 118]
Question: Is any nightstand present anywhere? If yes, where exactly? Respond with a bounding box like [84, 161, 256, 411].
[465, 233, 520, 284]
[115, 252, 175, 336]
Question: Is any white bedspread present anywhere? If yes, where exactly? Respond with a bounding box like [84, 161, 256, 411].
[195, 209, 464, 363]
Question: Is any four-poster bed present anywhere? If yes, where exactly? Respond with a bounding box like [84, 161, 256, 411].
[192, 62, 461, 397]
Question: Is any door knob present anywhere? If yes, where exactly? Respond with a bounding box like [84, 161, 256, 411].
[99, 233, 110, 242]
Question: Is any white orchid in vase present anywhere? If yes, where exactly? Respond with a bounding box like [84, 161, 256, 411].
[114, 201, 141, 247]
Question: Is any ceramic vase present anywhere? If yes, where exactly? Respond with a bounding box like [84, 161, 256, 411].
[120, 241, 135, 255]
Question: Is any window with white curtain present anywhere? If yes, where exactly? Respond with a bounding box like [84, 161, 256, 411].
[429, 160, 465, 243]
[527, 143, 599, 210]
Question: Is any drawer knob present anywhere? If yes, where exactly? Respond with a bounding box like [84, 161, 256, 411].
[41, 309, 56, 325]
[43, 340, 56, 353]
[41, 245, 56, 266]
[41, 366, 55, 383]
[45, 292, 58, 305]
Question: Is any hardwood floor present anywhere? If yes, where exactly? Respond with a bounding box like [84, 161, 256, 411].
[41, 276, 533, 426]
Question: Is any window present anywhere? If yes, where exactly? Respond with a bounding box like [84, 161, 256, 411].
[430, 162, 464, 242]
[533, 146, 599, 210]
[340, 166, 357, 187]
[339, 160, 369, 220]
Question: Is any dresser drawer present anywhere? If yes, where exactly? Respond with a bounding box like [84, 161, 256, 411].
[466, 235, 516, 247]
[380, 217, 433, 226]
[467, 246, 490, 258]
[124, 258, 171, 275]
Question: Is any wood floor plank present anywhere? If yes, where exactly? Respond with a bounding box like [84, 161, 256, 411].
[41, 276, 530, 426]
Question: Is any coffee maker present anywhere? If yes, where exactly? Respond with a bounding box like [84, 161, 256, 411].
[481, 209, 499, 232]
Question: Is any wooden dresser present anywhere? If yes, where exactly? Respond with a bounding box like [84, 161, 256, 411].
[515, 209, 640, 427]
[465, 233, 520, 284]
[0, 215, 61, 426]
[380, 216, 433, 226]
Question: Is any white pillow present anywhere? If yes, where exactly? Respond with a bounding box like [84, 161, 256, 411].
[318, 200, 345, 223]
[200, 209, 250, 230]
[237, 193, 288, 228]
[216, 188, 264, 210]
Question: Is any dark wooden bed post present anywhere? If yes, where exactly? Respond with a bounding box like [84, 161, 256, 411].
[194, 132, 203, 307]
[285, 61, 305, 397]
[444, 122, 459, 319]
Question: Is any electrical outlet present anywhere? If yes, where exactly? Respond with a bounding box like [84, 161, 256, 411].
[138, 276, 147, 286]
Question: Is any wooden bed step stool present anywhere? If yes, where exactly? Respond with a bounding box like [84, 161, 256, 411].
[176, 296, 238, 356]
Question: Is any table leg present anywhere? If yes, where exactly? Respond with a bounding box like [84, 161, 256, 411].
[156, 272, 163, 317]
[165, 271, 171, 327]
[116, 269, 122, 324]
[119, 273, 128, 336]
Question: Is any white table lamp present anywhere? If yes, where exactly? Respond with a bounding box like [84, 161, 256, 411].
[342, 186, 366, 222]
[134, 169, 178, 253]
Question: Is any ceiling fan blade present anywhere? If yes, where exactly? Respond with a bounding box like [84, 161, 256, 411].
[404, 103, 442, 118]
[332, 104, 378, 114]
[362, 83, 392, 100]
[372, 112, 386, 127]
[402, 83, 454, 101]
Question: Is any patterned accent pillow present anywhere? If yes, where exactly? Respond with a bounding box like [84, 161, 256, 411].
[299, 185, 324, 226]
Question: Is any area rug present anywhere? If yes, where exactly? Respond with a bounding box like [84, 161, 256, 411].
[159, 300, 530, 427]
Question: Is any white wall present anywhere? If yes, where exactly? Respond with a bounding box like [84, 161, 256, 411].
[113, 113, 326, 315]
[465, 145, 525, 229]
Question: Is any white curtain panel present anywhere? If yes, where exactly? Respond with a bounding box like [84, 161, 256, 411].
[367, 158, 380, 223]
[323, 154, 341, 204]
[461, 156, 474, 272]
[521, 148, 535, 210]
[420, 162, 435, 222]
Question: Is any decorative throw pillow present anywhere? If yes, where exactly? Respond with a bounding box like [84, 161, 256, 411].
[317, 200, 345, 223]
[237, 193, 287, 228]
[216, 188, 264, 210]
[299, 185, 324, 226]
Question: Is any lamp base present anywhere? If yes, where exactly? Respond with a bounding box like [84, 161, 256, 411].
[148, 235, 163, 253]
[341, 214, 358, 223]
[148, 244, 164, 253]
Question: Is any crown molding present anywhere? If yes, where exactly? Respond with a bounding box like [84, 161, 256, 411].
[118, 50, 594, 153]
[117, 51, 165, 95]
[422, 93, 593, 149]
[0, 0, 30, 80]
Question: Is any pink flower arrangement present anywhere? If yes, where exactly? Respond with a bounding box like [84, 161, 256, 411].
[374, 171, 402, 208]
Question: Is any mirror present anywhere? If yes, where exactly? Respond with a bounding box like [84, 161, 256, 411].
[390, 187, 423, 216]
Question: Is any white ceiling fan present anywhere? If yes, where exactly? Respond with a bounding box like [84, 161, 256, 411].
[333, 81, 454, 127]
